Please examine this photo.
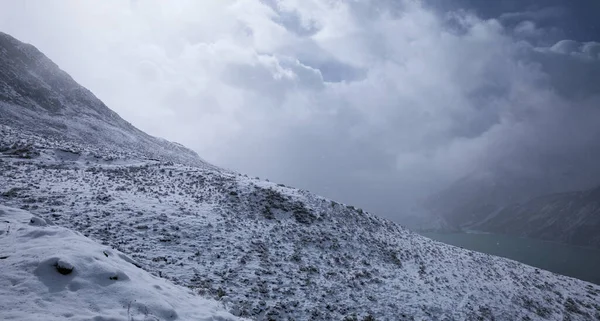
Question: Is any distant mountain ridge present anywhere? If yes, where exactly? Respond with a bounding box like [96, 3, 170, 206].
[0, 31, 204, 167]
[425, 170, 600, 249]
[476, 185, 600, 248]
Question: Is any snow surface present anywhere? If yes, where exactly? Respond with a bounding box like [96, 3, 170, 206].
[2, 125, 600, 320]
[0, 204, 244, 321]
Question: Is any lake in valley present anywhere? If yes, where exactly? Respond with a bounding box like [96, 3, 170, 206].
[420, 232, 600, 285]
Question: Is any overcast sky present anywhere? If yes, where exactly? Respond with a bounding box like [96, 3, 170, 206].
[1, 0, 599, 221]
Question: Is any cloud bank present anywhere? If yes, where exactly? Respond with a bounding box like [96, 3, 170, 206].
[1, 0, 599, 219]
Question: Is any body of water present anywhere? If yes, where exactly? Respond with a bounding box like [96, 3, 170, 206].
[420, 232, 600, 285]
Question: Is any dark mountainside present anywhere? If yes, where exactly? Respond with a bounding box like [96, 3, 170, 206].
[425, 171, 545, 227]
[2, 31, 600, 320]
[425, 167, 600, 249]
[0, 31, 203, 167]
[475, 186, 600, 248]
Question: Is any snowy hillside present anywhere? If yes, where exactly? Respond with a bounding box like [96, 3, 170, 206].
[2, 125, 600, 320]
[2, 32, 600, 320]
[0, 31, 204, 167]
[0, 205, 243, 321]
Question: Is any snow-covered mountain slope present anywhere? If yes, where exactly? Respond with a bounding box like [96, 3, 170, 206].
[0, 205, 243, 321]
[2, 128, 600, 321]
[0, 31, 204, 167]
[2, 31, 600, 320]
[475, 186, 600, 249]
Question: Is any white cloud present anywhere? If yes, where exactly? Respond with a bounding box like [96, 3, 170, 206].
[1, 0, 599, 219]
[548, 39, 600, 60]
[499, 6, 566, 22]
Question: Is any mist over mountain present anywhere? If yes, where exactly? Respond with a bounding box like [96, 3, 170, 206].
[1, 1, 600, 224]
[2, 31, 600, 320]
[423, 169, 600, 249]
[475, 185, 600, 248]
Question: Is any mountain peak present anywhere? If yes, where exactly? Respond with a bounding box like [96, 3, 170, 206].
[0, 31, 99, 114]
[0, 31, 204, 167]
